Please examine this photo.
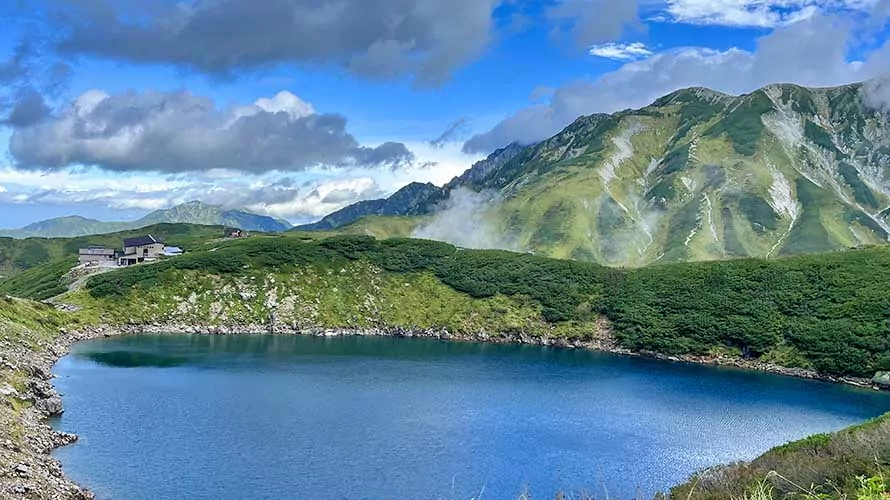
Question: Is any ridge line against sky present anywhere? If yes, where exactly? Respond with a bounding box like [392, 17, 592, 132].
[0, 0, 888, 227]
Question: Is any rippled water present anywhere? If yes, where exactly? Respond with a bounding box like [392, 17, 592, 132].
[51, 335, 890, 500]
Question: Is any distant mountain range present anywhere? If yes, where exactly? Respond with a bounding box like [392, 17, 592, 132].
[297, 81, 890, 266]
[0, 201, 292, 238]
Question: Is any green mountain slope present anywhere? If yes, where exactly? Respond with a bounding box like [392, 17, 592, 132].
[0, 201, 291, 239]
[306, 82, 890, 266]
[296, 182, 445, 231]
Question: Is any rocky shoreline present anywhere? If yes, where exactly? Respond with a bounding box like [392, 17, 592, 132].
[1, 322, 882, 499]
[0, 327, 112, 499]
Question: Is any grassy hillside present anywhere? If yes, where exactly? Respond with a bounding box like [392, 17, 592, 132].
[1, 255, 888, 500]
[0, 223, 234, 301]
[670, 413, 890, 500]
[335, 215, 424, 239]
[0, 257, 79, 301]
[57, 234, 890, 379]
[0, 223, 228, 280]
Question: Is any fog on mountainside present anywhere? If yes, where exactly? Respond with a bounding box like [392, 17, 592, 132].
[411, 188, 519, 251]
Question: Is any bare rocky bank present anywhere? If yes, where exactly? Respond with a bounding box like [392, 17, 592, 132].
[0, 321, 882, 499]
[0, 327, 112, 500]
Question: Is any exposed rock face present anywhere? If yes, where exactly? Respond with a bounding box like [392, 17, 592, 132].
[874, 371, 890, 388]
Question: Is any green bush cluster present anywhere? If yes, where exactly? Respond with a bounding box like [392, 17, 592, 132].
[0, 257, 77, 300]
[85, 234, 890, 377]
[805, 120, 839, 153]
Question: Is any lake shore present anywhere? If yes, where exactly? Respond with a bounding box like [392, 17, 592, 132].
[0, 322, 881, 498]
[91, 322, 883, 389]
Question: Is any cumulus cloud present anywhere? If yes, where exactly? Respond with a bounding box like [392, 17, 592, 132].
[589, 42, 653, 60]
[547, 0, 642, 47]
[862, 74, 890, 113]
[9, 89, 415, 173]
[465, 13, 887, 153]
[41, 0, 502, 85]
[4, 88, 52, 128]
[0, 40, 71, 127]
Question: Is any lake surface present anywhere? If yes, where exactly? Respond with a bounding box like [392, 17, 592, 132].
[52, 335, 890, 500]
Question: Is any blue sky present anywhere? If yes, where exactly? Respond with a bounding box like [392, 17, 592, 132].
[0, 0, 888, 227]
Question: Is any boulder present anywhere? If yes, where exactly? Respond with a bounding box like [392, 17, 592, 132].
[873, 371, 890, 388]
[14, 463, 31, 477]
[36, 396, 64, 416]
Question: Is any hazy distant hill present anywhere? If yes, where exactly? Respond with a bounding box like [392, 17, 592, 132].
[299, 81, 890, 266]
[0, 201, 292, 239]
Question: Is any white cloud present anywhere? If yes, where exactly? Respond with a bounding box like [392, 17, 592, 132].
[0, 139, 484, 223]
[661, 0, 878, 28]
[245, 178, 380, 219]
[253, 91, 316, 118]
[589, 42, 654, 60]
[233, 91, 316, 121]
[10, 88, 414, 174]
[663, 0, 813, 27]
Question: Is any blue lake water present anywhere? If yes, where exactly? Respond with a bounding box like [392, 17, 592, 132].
[51, 335, 890, 500]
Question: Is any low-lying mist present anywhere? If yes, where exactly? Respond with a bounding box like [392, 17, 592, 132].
[411, 188, 519, 251]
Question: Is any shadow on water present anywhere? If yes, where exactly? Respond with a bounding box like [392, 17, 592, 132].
[80, 350, 195, 368]
[75, 333, 629, 369]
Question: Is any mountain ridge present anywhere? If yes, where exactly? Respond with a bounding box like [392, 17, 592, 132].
[297, 80, 890, 266]
[1, 201, 292, 238]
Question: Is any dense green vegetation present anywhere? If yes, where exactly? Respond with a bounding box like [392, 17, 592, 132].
[804, 120, 838, 152]
[0, 257, 78, 301]
[780, 179, 838, 255]
[82, 234, 890, 378]
[738, 195, 780, 232]
[838, 163, 880, 209]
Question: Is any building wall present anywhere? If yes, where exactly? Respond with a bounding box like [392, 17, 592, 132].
[124, 243, 165, 258]
[78, 254, 114, 265]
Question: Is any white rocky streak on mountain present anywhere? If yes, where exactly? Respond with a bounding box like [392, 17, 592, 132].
[767, 167, 801, 257]
[761, 87, 826, 188]
[600, 122, 642, 186]
[704, 193, 720, 246]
